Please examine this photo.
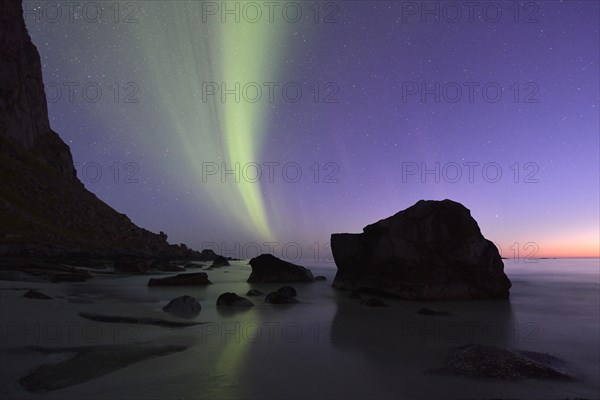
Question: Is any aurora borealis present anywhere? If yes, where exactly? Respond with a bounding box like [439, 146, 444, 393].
[134, 2, 292, 241]
[23, 0, 599, 259]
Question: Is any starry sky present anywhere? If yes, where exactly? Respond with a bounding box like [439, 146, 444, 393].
[24, 0, 599, 260]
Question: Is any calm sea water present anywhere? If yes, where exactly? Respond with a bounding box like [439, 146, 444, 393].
[3, 258, 599, 399]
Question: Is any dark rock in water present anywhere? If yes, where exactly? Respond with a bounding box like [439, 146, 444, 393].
[147, 272, 211, 286]
[162, 295, 201, 318]
[248, 254, 314, 283]
[0, 258, 91, 282]
[360, 298, 388, 307]
[113, 259, 148, 274]
[184, 262, 204, 268]
[265, 291, 299, 304]
[216, 292, 254, 307]
[48, 271, 91, 283]
[276, 286, 297, 297]
[431, 344, 576, 381]
[348, 291, 362, 300]
[314, 275, 327, 281]
[23, 289, 52, 299]
[149, 260, 185, 272]
[331, 199, 511, 300]
[0, 270, 46, 282]
[210, 256, 230, 268]
[418, 307, 450, 316]
[166, 265, 186, 272]
[114, 259, 184, 274]
[78, 312, 200, 328]
[19, 344, 188, 393]
[200, 249, 218, 260]
[246, 289, 264, 296]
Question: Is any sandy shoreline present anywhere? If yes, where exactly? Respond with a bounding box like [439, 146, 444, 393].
[1, 261, 598, 399]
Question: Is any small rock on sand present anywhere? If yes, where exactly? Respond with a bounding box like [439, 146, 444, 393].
[23, 290, 53, 299]
[216, 292, 254, 307]
[162, 295, 201, 318]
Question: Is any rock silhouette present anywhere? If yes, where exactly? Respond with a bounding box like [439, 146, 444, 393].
[331, 199, 511, 300]
[210, 256, 231, 268]
[23, 290, 52, 299]
[247, 254, 314, 283]
[148, 272, 211, 286]
[264, 287, 301, 304]
[162, 295, 201, 318]
[431, 344, 576, 381]
[216, 292, 254, 307]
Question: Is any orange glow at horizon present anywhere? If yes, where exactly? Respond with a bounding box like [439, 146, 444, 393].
[495, 229, 600, 259]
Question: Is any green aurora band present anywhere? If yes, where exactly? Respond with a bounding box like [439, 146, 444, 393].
[137, 2, 289, 240]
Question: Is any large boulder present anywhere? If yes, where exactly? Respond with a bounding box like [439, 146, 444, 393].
[331, 199, 511, 300]
[148, 272, 211, 286]
[247, 254, 314, 283]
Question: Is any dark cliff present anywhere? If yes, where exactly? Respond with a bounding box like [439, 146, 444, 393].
[0, 0, 203, 259]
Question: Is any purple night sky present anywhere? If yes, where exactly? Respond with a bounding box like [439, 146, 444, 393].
[23, 0, 599, 260]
